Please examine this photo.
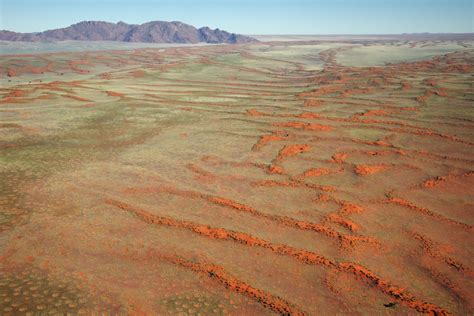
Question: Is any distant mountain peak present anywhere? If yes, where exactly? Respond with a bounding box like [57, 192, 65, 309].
[0, 21, 257, 44]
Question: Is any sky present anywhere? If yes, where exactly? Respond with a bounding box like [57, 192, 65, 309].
[0, 0, 472, 35]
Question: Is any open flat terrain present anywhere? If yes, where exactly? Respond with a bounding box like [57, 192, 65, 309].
[0, 38, 473, 315]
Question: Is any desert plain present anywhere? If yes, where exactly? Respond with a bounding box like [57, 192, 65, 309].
[0, 37, 473, 315]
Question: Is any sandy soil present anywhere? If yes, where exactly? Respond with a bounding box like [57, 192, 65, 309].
[0, 39, 473, 315]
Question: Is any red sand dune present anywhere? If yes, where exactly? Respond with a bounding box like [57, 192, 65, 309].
[354, 164, 387, 176]
[1, 42, 472, 315]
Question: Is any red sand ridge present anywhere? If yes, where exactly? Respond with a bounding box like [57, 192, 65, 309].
[354, 164, 387, 176]
[273, 121, 333, 131]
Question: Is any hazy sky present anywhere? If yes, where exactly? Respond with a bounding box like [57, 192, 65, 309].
[1, 0, 472, 34]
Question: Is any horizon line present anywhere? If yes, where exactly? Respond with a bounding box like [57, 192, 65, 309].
[1, 20, 473, 37]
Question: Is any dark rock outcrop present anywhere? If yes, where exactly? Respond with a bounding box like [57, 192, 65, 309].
[0, 21, 257, 44]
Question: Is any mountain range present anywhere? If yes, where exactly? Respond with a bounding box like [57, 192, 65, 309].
[0, 21, 257, 44]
